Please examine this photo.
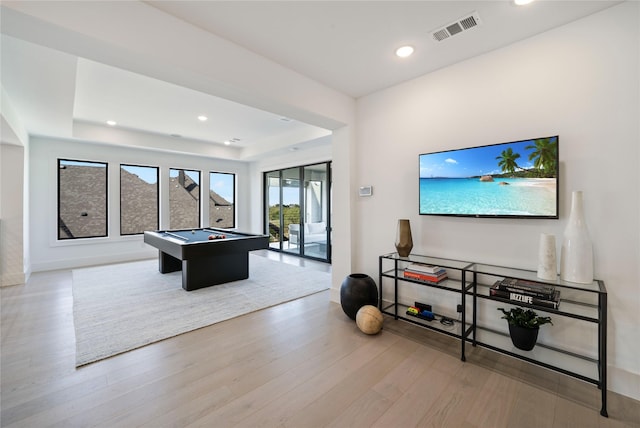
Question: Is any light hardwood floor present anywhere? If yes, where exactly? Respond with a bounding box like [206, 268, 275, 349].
[2, 251, 639, 427]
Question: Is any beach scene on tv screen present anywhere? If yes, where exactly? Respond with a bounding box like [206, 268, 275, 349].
[419, 137, 558, 217]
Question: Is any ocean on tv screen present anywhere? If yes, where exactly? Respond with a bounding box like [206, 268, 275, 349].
[419, 177, 557, 216]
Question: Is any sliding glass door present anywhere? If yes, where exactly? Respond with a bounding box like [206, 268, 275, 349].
[301, 164, 329, 260]
[266, 171, 285, 250]
[266, 168, 301, 255]
[264, 162, 331, 262]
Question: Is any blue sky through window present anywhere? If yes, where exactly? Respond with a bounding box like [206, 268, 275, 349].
[210, 172, 234, 202]
[169, 168, 200, 184]
[121, 165, 158, 184]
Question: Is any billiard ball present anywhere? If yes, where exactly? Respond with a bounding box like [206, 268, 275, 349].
[208, 234, 215, 240]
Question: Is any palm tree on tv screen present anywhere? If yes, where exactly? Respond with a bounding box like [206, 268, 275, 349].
[496, 148, 521, 175]
[526, 137, 557, 177]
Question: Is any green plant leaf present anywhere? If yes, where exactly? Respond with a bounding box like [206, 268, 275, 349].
[498, 307, 553, 328]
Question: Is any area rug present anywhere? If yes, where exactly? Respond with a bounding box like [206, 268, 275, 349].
[72, 255, 330, 367]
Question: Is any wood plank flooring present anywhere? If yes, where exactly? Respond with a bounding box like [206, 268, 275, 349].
[2, 251, 639, 427]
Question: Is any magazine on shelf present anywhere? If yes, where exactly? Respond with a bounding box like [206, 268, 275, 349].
[490, 283, 560, 309]
[494, 278, 556, 299]
[405, 263, 445, 274]
[403, 270, 448, 283]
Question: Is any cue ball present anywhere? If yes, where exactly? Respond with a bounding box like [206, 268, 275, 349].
[192, 230, 195, 234]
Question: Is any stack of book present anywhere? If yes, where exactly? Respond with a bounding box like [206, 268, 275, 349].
[490, 277, 560, 309]
[403, 263, 448, 283]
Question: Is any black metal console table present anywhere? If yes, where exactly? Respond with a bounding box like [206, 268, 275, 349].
[379, 252, 608, 417]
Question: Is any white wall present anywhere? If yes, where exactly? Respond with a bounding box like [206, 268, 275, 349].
[29, 136, 251, 272]
[0, 143, 26, 286]
[0, 87, 30, 286]
[354, 3, 639, 400]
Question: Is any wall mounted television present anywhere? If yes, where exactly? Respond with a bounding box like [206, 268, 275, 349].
[419, 136, 559, 219]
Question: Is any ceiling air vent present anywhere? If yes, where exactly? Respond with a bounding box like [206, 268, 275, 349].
[431, 12, 482, 42]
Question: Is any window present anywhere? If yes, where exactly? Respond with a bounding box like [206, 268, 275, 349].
[120, 164, 159, 235]
[209, 172, 235, 228]
[169, 168, 200, 229]
[58, 159, 108, 239]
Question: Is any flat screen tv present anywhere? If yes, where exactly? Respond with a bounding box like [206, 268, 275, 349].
[419, 136, 559, 218]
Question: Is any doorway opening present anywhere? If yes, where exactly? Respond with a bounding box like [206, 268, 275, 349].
[264, 162, 331, 263]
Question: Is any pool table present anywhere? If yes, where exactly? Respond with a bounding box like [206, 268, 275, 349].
[143, 228, 269, 291]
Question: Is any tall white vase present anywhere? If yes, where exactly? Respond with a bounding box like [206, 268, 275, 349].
[560, 191, 594, 284]
[537, 233, 557, 281]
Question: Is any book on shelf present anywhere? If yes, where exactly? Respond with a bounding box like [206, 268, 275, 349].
[490, 283, 560, 309]
[403, 269, 448, 283]
[494, 278, 556, 299]
[405, 263, 445, 275]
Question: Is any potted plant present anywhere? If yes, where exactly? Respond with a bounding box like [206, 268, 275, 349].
[498, 307, 552, 351]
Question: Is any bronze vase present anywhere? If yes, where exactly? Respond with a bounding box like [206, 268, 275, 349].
[395, 219, 413, 257]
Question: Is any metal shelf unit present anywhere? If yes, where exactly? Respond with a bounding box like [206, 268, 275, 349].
[378, 252, 608, 417]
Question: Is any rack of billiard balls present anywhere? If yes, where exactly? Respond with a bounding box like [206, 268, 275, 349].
[208, 233, 226, 240]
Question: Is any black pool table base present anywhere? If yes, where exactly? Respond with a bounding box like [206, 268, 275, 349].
[159, 251, 250, 291]
[144, 228, 269, 291]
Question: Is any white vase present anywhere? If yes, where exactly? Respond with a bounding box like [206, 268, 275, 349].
[560, 191, 594, 284]
[536, 233, 557, 281]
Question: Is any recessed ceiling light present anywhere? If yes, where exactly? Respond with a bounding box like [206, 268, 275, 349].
[106, 120, 117, 126]
[197, 115, 208, 122]
[395, 46, 414, 58]
[223, 140, 231, 145]
[514, 0, 534, 5]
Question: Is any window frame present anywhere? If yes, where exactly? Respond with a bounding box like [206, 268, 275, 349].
[57, 158, 108, 240]
[209, 171, 236, 229]
[169, 167, 202, 229]
[119, 163, 160, 236]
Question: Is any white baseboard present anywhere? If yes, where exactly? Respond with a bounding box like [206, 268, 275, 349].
[609, 365, 640, 401]
[329, 286, 340, 304]
[30, 250, 157, 272]
[0, 271, 26, 286]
